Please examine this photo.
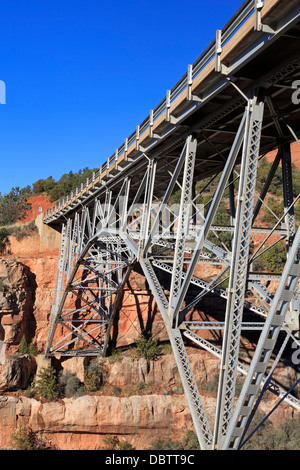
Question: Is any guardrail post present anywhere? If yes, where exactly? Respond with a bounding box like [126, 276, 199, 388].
[166, 89, 171, 121]
[124, 138, 128, 161]
[215, 29, 222, 72]
[99, 165, 103, 185]
[254, 0, 264, 31]
[135, 125, 140, 151]
[149, 109, 154, 137]
[187, 64, 193, 100]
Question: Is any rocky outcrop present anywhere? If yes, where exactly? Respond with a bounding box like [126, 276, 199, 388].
[101, 351, 220, 389]
[0, 349, 298, 450]
[0, 393, 196, 450]
[0, 384, 297, 450]
[0, 259, 36, 354]
[0, 354, 36, 391]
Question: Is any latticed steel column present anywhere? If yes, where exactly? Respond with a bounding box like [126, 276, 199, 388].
[281, 143, 300, 334]
[168, 136, 197, 326]
[213, 92, 265, 447]
[282, 144, 296, 248]
[224, 228, 300, 450]
[46, 220, 70, 355]
[45, 183, 135, 357]
[138, 257, 214, 450]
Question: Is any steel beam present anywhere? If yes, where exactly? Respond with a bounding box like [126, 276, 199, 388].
[213, 92, 265, 447]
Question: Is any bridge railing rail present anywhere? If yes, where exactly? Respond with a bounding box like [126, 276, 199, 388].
[43, 0, 262, 222]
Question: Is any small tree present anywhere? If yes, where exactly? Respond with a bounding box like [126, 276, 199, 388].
[18, 335, 39, 356]
[32, 179, 45, 194]
[0, 187, 31, 225]
[10, 425, 52, 450]
[84, 361, 106, 392]
[18, 335, 28, 355]
[58, 370, 86, 398]
[34, 365, 58, 400]
[135, 331, 159, 361]
[0, 227, 10, 254]
[10, 426, 39, 450]
[259, 242, 286, 272]
[272, 417, 300, 450]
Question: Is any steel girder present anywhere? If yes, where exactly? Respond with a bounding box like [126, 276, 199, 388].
[45, 185, 134, 357]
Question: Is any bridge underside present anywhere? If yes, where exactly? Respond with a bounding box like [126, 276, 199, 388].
[44, 1, 300, 450]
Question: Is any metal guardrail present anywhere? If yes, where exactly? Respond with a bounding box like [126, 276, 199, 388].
[43, 0, 264, 222]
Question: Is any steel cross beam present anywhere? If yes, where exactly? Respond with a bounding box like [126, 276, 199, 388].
[168, 136, 197, 327]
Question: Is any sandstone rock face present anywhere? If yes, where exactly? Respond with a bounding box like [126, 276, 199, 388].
[0, 259, 36, 353]
[0, 350, 218, 450]
[0, 354, 36, 391]
[21, 255, 57, 351]
[0, 394, 195, 450]
[0, 388, 298, 450]
[101, 351, 220, 389]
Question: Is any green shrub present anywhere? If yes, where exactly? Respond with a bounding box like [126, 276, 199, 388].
[258, 242, 286, 272]
[84, 361, 107, 392]
[58, 370, 86, 398]
[103, 436, 134, 450]
[17, 335, 39, 356]
[118, 441, 133, 450]
[112, 386, 122, 396]
[0, 227, 10, 254]
[158, 342, 172, 355]
[135, 331, 159, 361]
[103, 435, 118, 449]
[10, 221, 38, 240]
[34, 364, 58, 400]
[240, 411, 277, 450]
[264, 197, 284, 224]
[271, 417, 300, 450]
[180, 430, 201, 450]
[149, 430, 200, 450]
[25, 385, 35, 398]
[10, 426, 46, 450]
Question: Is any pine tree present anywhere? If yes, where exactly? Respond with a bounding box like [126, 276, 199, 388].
[34, 365, 58, 400]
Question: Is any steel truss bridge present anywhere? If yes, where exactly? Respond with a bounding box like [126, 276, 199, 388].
[43, 0, 300, 450]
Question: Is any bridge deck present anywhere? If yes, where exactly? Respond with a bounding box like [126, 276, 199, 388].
[43, 0, 300, 228]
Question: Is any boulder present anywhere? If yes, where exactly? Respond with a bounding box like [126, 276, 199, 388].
[0, 354, 36, 391]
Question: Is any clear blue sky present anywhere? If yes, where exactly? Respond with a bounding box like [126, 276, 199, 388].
[0, 0, 243, 195]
